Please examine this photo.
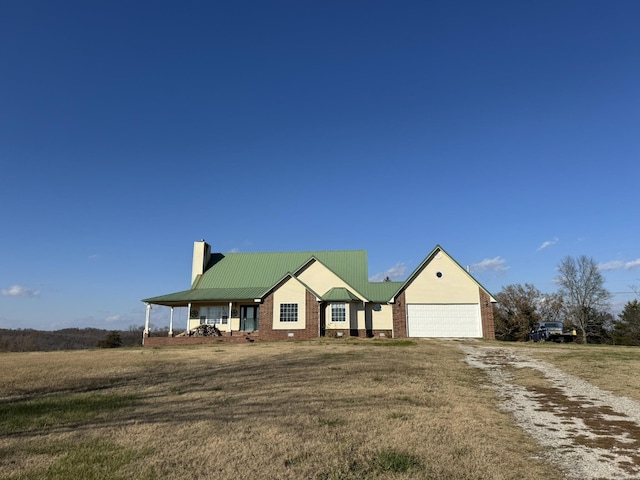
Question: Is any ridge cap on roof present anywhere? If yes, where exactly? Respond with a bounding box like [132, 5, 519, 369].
[219, 249, 367, 255]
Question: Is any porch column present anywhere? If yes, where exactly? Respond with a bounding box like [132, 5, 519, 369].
[144, 303, 151, 337]
[187, 303, 192, 334]
[228, 302, 233, 333]
[168, 307, 174, 337]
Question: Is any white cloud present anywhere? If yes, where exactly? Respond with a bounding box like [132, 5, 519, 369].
[230, 248, 240, 253]
[599, 259, 640, 271]
[598, 260, 624, 271]
[469, 256, 509, 274]
[625, 259, 640, 269]
[537, 237, 559, 251]
[369, 262, 408, 282]
[88, 254, 101, 260]
[1, 285, 40, 297]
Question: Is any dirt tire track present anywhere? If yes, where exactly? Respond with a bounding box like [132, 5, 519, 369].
[461, 343, 640, 479]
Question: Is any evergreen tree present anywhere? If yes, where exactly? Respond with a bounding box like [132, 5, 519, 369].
[583, 307, 613, 344]
[97, 331, 123, 348]
[612, 300, 640, 346]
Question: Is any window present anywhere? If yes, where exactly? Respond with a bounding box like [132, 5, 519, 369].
[279, 303, 298, 322]
[199, 306, 229, 325]
[331, 303, 346, 322]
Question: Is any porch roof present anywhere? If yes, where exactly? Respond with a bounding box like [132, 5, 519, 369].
[142, 287, 267, 306]
[322, 287, 361, 302]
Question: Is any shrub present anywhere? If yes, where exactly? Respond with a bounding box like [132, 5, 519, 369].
[97, 331, 122, 348]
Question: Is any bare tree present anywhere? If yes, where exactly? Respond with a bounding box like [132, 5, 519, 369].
[556, 255, 611, 343]
[494, 285, 566, 341]
[494, 283, 542, 341]
[537, 292, 565, 324]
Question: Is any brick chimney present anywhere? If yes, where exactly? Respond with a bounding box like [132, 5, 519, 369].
[191, 240, 211, 285]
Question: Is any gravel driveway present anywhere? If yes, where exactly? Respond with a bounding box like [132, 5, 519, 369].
[461, 343, 640, 479]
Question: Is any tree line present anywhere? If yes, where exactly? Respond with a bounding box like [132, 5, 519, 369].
[494, 255, 640, 345]
[0, 327, 145, 352]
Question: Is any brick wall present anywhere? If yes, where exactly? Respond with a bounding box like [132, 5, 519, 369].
[325, 329, 392, 338]
[306, 289, 320, 338]
[392, 291, 407, 338]
[479, 288, 495, 339]
[258, 290, 320, 340]
[143, 334, 256, 347]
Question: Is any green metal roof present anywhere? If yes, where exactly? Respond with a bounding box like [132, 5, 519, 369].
[361, 281, 404, 303]
[196, 251, 369, 291]
[322, 287, 361, 302]
[142, 287, 267, 306]
[145, 250, 377, 305]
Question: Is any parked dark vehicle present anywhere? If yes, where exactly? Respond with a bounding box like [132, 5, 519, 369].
[530, 322, 577, 343]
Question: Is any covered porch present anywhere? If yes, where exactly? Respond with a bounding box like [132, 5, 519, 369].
[142, 287, 266, 344]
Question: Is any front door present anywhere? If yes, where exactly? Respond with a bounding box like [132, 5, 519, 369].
[240, 306, 259, 331]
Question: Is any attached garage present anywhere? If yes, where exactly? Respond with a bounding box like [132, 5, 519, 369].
[406, 304, 482, 338]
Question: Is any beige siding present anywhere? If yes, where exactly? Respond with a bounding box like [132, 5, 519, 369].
[324, 302, 393, 331]
[230, 314, 240, 331]
[272, 277, 307, 330]
[187, 306, 200, 331]
[188, 317, 199, 331]
[324, 303, 350, 330]
[404, 251, 480, 304]
[186, 303, 237, 332]
[297, 260, 365, 301]
[324, 303, 393, 331]
[369, 303, 393, 330]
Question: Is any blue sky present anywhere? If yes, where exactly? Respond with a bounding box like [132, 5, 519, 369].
[1, 1, 639, 331]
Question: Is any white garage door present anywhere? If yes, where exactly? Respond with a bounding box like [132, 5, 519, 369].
[407, 304, 482, 338]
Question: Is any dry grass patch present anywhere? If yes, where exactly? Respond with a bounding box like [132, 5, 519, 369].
[0, 340, 565, 479]
[0, 392, 138, 435]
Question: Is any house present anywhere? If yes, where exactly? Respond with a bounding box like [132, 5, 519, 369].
[141, 241, 495, 344]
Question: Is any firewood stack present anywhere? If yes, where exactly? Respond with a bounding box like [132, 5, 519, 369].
[188, 324, 223, 337]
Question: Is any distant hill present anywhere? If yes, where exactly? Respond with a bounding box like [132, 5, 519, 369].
[0, 328, 145, 352]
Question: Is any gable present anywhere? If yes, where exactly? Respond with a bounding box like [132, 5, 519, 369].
[272, 276, 308, 327]
[404, 250, 480, 303]
[394, 246, 495, 304]
[296, 258, 367, 302]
